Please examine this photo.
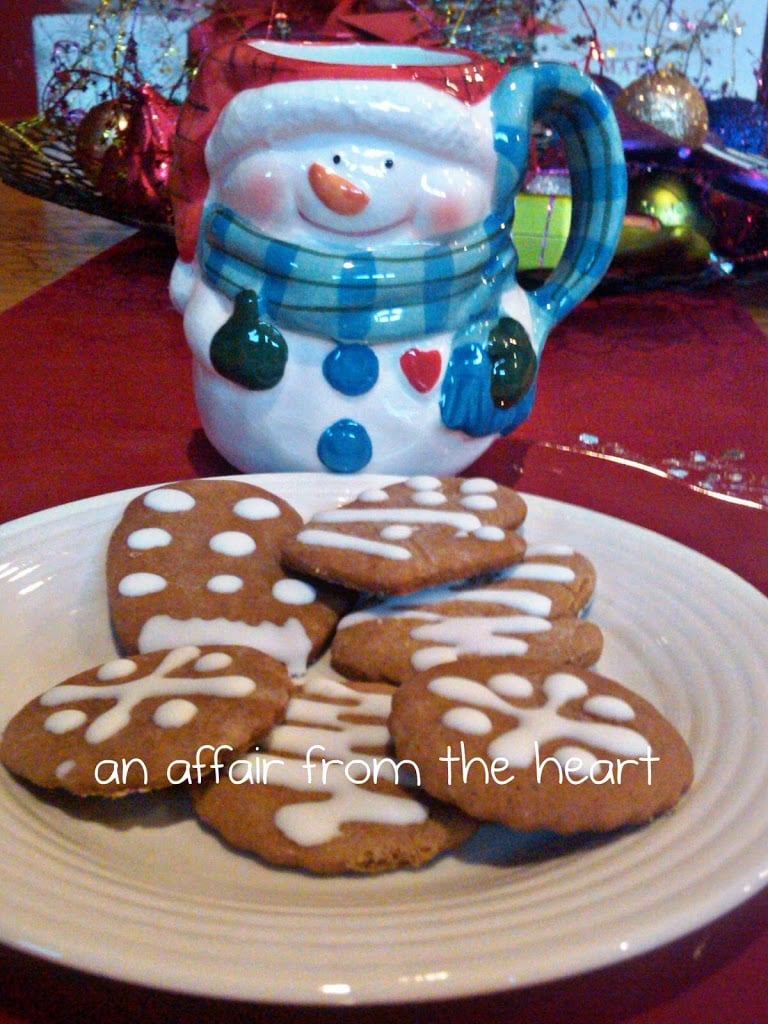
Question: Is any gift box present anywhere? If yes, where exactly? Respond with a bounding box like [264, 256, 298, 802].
[32, 13, 193, 114]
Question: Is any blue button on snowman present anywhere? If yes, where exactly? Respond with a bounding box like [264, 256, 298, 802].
[170, 41, 626, 475]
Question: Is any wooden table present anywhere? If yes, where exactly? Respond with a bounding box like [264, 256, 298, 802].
[0, 180, 133, 312]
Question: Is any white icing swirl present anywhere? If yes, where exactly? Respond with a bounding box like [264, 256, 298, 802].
[118, 573, 167, 597]
[44, 708, 87, 734]
[55, 760, 76, 780]
[207, 574, 244, 594]
[460, 494, 497, 511]
[137, 616, 312, 676]
[412, 490, 447, 506]
[429, 671, 651, 769]
[502, 562, 576, 583]
[460, 478, 498, 494]
[233, 497, 281, 520]
[406, 476, 442, 490]
[209, 531, 256, 556]
[143, 488, 195, 512]
[39, 647, 256, 744]
[407, 612, 551, 670]
[272, 579, 317, 605]
[295, 528, 412, 561]
[472, 526, 505, 542]
[97, 658, 138, 681]
[243, 677, 427, 846]
[380, 525, 414, 541]
[153, 698, 199, 728]
[126, 528, 172, 550]
[583, 694, 636, 722]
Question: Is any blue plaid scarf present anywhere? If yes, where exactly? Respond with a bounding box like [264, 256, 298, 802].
[198, 203, 517, 342]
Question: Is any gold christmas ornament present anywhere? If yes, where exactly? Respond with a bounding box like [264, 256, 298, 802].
[74, 100, 130, 183]
[614, 69, 709, 149]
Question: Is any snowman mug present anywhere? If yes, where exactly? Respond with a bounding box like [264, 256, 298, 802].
[170, 40, 626, 474]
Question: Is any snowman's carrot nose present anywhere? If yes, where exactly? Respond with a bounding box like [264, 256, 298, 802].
[308, 162, 370, 215]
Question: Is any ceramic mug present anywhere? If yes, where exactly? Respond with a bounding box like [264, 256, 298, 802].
[170, 40, 626, 475]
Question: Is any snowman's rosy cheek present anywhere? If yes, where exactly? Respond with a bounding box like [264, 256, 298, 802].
[417, 193, 479, 236]
[415, 168, 489, 235]
[217, 165, 292, 224]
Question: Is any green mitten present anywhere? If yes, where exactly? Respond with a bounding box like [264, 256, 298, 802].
[210, 290, 288, 390]
[487, 316, 537, 409]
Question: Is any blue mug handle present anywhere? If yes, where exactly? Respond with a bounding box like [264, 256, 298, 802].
[441, 62, 626, 437]
[499, 61, 627, 329]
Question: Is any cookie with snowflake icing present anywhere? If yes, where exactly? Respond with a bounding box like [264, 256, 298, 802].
[0, 645, 291, 797]
[107, 478, 354, 675]
[193, 675, 477, 874]
[279, 476, 527, 596]
[389, 658, 693, 834]
[330, 543, 602, 682]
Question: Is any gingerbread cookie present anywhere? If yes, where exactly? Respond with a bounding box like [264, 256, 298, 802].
[390, 658, 693, 834]
[0, 645, 291, 797]
[330, 542, 602, 682]
[193, 675, 477, 874]
[332, 610, 602, 682]
[107, 479, 353, 675]
[422, 543, 598, 619]
[280, 476, 527, 596]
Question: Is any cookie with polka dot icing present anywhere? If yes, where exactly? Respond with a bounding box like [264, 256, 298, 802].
[0, 645, 291, 797]
[192, 675, 477, 874]
[330, 543, 602, 682]
[107, 479, 354, 675]
[279, 475, 527, 596]
[389, 658, 693, 834]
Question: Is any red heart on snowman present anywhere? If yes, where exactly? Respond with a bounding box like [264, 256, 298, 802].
[400, 348, 442, 393]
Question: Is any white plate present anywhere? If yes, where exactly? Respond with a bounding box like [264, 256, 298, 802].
[1, 473, 767, 1005]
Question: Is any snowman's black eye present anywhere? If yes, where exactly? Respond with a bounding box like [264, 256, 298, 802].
[384, 158, 394, 169]
[332, 154, 342, 165]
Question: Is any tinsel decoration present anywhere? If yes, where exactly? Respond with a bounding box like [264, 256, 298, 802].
[428, 0, 566, 62]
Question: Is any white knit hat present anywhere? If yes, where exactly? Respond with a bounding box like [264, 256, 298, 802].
[205, 41, 499, 177]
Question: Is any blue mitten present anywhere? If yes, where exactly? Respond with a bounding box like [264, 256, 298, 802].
[440, 316, 537, 437]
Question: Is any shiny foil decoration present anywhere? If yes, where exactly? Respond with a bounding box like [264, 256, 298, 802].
[95, 83, 179, 223]
[615, 69, 709, 149]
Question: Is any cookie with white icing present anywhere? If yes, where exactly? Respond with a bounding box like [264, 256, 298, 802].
[0, 645, 291, 797]
[330, 543, 602, 682]
[389, 658, 693, 834]
[193, 675, 477, 874]
[107, 479, 354, 675]
[331, 612, 603, 683]
[420, 544, 598, 620]
[280, 476, 527, 596]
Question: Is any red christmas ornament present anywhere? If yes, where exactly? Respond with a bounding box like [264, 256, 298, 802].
[96, 83, 180, 223]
